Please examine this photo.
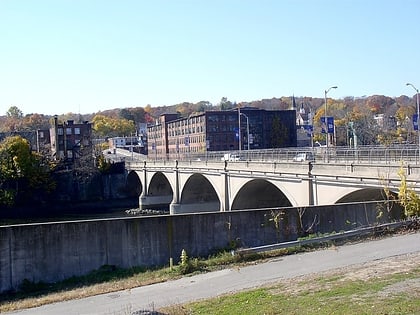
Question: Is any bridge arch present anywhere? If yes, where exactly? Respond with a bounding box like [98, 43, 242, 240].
[144, 172, 174, 210]
[149, 172, 173, 196]
[335, 188, 398, 204]
[335, 188, 403, 218]
[231, 179, 293, 210]
[127, 170, 142, 197]
[179, 173, 220, 212]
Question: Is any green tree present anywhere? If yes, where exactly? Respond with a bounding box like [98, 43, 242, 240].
[4, 106, 24, 131]
[194, 101, 212, 113]
[0, 136, 55, 207]
[130, 107, 146, 124]
[219, 97, 234, 110]
[119, 108, 135, 122]
[6, 106, 23, 119]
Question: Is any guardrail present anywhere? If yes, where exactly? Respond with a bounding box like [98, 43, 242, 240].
[139, 146, 420, 164]
[116, 145, 420, 165]
[235, 220, 413, 255]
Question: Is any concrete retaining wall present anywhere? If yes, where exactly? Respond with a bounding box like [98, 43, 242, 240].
[0, 201, 401, 293]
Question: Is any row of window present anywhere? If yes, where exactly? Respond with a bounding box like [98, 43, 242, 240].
[168, 116, 205, 127]
[167, 134, 206, 146]
[206, 124, 237, 133]
[168, 144, 205, 154]
[207, 114, 237, 123]
[58, 139, 81, 146]
[168, 125, 204, 137]
[207, 133, 236, 143]
[57, 127, 81, 136]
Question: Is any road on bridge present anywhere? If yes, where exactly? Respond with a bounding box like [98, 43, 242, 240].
[7, 232, 420, 315]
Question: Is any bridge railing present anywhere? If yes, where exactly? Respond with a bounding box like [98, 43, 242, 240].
[121, 145, 419, 165]
[154, 146, 419, 164]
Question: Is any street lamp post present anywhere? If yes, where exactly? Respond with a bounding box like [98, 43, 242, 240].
[238, 108, 242, 153]
[406, 83, 420, 153]
[324, 86, 338, 148]
[238, 107, 250, 157]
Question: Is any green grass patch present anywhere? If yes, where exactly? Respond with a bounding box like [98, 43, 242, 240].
[175, 270, 420, 315]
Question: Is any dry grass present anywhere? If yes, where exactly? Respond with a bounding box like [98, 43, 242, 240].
[0, 268, 179, 313]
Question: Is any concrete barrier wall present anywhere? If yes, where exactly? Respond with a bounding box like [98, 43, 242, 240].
[0, 201, 400, 293]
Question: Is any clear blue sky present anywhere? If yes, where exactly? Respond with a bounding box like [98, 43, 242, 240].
[1, 0, 419, 115]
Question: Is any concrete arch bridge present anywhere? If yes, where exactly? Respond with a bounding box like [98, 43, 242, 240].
[125, 160, 420, 214]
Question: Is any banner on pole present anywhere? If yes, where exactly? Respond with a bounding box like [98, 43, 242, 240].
[321, 117, 334, 133]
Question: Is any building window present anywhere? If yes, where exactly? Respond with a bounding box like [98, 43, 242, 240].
[66, 128, 72, 135]
[74, 127, 80, 135]
[58, 128, 63, 135]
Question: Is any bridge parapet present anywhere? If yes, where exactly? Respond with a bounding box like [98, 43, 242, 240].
[122, 146, 420, 166]
[127, 159, 420, 180]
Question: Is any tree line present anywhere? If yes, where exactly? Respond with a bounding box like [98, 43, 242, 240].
[0, 94, 419, 143]
[1, 93, 420, 212]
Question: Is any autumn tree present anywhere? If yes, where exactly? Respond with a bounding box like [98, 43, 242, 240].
[397, 164, 420, 218]
[22, 113, 50, 131]
[0, 136, 55, 207]
[175, 102, 192, 117]
[395, 105, 414, 125]
[346, 104, 381, 145]
[92, 115, 136, 137]
[365, 95, 395, 114]
[144, 104, 154, 123]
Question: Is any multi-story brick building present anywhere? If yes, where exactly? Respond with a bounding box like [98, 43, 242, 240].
[50, 116, 92, 162]
[147, 108, 296, 160]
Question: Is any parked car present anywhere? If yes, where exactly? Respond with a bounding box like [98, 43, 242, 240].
[293, 152, 315, 162]
[221, 153, 243, 161]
